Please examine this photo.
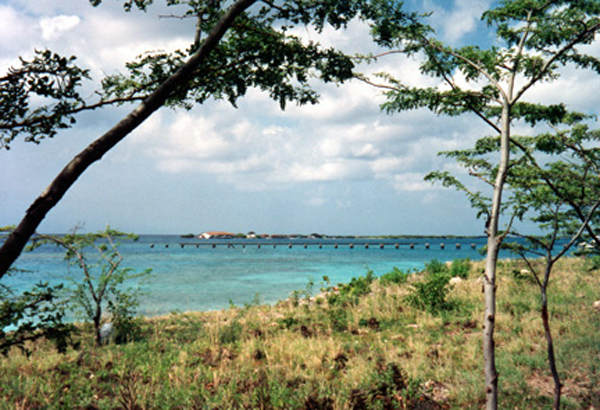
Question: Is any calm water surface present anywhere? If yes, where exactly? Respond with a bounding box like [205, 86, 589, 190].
[7, 235, 489, 316]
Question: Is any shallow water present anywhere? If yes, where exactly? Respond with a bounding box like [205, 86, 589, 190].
[6, 235, 488, 316]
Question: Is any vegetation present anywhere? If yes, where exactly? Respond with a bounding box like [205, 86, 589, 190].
[0, 0, 418, 276]
[363, 1, 600, 407]
[435, 115, 600, 408]
[33, 228, 151, 346]
[1, 257, 599, 409]
[1, 227, 149, 356]
[0, 227, 75, 356]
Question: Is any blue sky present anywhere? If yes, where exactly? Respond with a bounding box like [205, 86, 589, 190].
[1, 0, 599, 236]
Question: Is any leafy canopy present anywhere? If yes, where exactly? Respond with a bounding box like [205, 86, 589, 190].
[1, 0, 415, 149]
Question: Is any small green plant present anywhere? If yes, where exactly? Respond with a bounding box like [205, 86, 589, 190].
[407, 260, 454, 314]
[243, 292, 262, 311]
[379, 267, 411, 285]
[108, 291, 143, 344]
[583, 254, 600, 273]
[219, 320, 243, 345]
[327, 269, 376, 306]
[449, 258, 471, 279]
[0, 281, 75, 356]
[365, 362, 425, 408]
[328, 308, 349, 333]
[1, 227, 75, 355]
[425, 259, 447, 275]
[35, 227, 151, 346]
[277, 316, 298, 330]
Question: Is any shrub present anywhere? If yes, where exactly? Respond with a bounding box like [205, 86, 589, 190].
[328, 308, 349, 333]
[425, 259, 447, 275]
[379, 267, 411, 286]
[407, 261, 454, 314]
[584, 254, 600, 272]
[108, 291, 143, 344]
[219, 320, 243, 345]
[0, 281, 75, 355]
[34, 227, 151, 346]
[1, 227, 76, 355]
[327, 269, 376, 306]
[364, 362, 426, 408]
[449, 258, 471, 279]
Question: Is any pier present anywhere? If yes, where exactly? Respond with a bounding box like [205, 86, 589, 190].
[149, 241, 479, 250]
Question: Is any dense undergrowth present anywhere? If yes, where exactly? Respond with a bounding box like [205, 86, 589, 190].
[1, 257, 599, 409]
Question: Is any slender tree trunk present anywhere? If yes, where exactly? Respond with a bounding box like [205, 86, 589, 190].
[541, 285, 562, 409]
[0, 0, 257, 278]
[94, 312, 102, 346]
[484, 104, 511, 410]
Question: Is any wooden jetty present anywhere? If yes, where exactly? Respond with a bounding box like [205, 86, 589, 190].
[150, 241, 479, 250]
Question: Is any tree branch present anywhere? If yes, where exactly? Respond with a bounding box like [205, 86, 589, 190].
[512, 21, 600, 104]
[0, 0, 259, 278]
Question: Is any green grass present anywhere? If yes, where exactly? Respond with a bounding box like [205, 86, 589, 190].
[1, 258, 599, 409]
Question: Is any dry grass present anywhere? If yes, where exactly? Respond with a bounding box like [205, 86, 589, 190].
[1, 257, 599, 409]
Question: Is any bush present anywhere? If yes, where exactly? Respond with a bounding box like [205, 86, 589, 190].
[584, 254, 600, 272]
[108, 291, 143, 344]
[328, 308, 349, 333]
[219, 320, 243, 344]
[0, 281, 75, 355]
[407, 261, 454, 314]
[362, 362, 426, 408]
[450, 258, 471, 279]
[425, 259, 447, 275]
[327, 269, 376, 306]
[379, 267, 411, 286]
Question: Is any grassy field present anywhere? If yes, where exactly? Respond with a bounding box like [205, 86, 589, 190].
[1, 257, 599, 409]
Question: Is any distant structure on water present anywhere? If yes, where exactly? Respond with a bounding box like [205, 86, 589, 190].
[199, 231, 236, 239]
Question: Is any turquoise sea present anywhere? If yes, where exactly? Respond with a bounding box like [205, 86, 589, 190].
[7, 235, 490, 316]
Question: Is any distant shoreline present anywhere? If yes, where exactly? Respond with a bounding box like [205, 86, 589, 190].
[179, 233, 487, 239]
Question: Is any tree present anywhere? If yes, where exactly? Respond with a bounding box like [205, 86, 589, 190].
[34, 227, 150, 346]
[430, 117, 600, 409]
[0, 50, 91, 149]
[363, 1, 600, 408]
[0, 0, 415, 276]
[505, 121, 599, 409]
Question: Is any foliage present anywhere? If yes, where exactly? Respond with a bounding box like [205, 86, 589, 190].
[0, 50, 91, 149]
[379, 266, 411, 286]
[366, 1, 600, 407]
[365, 362, 425, 408]
[327, 307, 349, 333]
[107, 292, 144, 344]
[0, 227, 75, 356]
[1, 258, 596, 408]
[0, 0, 420, 278]
[0, 281, 75, 356]
[406, 260, 454, 315]
[449, 258, 472, 279]
[218, 319, 243, 345]
[33, 227, 150, 346]
[326, 268, 376, 306]
[0, 0, 415, 151]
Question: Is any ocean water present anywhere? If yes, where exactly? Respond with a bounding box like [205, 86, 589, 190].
[6, 235, 489, 316]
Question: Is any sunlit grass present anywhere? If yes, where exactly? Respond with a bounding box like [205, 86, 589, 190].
[1, 257, 599, 408]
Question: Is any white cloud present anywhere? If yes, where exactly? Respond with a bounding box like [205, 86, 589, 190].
[3, 0, 599, 235]
[40, 15, 80, 41]
[0, 6, 37, 61]
[392, 172, 433, 192]
[423, 0, 494, 44]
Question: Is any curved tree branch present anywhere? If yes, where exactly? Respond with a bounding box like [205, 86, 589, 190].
[0, 0, 258, 278]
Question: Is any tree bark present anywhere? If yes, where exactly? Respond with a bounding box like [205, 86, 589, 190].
[540, 276, 562, 409]
[483, 103, 511, 410]
[0, 0, 257, 278]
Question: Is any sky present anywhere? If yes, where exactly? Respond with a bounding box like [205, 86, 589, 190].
[1, 0, 599, 236]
